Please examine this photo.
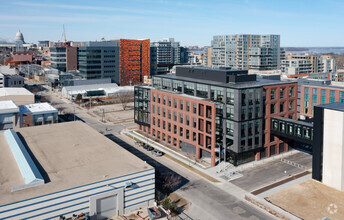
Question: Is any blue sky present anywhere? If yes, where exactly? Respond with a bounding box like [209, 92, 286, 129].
[0, 0, 343, 47]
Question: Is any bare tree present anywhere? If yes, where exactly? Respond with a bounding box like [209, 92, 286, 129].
[75, 93, 83, 104]
[162, 174, 182, 193]
[55, 105, 67, 115]
[116, 91, 133, 110]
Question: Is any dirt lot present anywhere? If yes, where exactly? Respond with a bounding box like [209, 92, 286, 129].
[267, 179, 344, 220]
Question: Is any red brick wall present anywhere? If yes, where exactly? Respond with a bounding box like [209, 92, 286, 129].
[148, 90, 217, 166]
[66, 47, 78, 71]
[12, 52, 33, 62]
[300, 85, 344, 118]
[119, 39, 150, 86]
[262, 83, 298, 158]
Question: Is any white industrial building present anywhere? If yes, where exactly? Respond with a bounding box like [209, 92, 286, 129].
[61, 83, 134, 100]
[0, 121, 155, 219]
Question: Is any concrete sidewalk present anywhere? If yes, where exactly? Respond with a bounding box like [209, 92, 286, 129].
[124, 128, 300, 183]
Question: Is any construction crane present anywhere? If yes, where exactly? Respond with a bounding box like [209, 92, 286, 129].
[63, 24, 67, 47]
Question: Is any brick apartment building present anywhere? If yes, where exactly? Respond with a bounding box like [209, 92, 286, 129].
[134, 66, 297, 166]
[300, 84, 344, 119]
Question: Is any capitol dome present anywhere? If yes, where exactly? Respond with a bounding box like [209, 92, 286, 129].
[15, 30, 25, 44]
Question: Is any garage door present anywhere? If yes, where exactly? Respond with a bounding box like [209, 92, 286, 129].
[96, 195, 118, 219]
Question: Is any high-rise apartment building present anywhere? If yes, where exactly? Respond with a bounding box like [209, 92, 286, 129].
[150, 38, 186, 74]
[204, 47, 212, 66]
[211, 34, 280, 70]
[321, 55, 337, 73]
[134, 66, 297, 166]
[281, 54, 336, 76]
[280, 59, 312, 76]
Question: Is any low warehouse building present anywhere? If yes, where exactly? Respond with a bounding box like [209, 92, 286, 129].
[19, 102, 58, 127]
[0, 87, 34, 105]
[61, 83, 133, 100]
[0, 121, 155, 219]
[0, 100, 20, 130]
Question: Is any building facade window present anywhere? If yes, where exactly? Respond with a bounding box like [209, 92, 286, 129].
[227, 89, 234, 104]
[340, 92, 344, 103]
[271, 89, 275, 100]
[226, 105, 234, 119]
[172, 80, 182, 92]
[280, 102, 284, 113]
[289, 87, 294, 97]
[211, 86, 224, 102]
[280, 88, 285, 99]
[330, 90, 335, 103]
[184, 82, 195, 95]
[271, 103, 275, 114]
[288, 101, 293, 111]
[197, 84, 209, 98]
[321, 89, 326, 104]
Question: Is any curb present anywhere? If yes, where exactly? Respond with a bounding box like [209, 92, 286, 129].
[245, 194, 301, 220]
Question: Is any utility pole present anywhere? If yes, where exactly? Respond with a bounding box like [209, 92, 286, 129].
[74, 105, 75, 121]
[223, 144, 226, 174]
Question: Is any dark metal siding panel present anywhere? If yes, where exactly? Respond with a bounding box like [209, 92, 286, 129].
[312, 106, 324, 181]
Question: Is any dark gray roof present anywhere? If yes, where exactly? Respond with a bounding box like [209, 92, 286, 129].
[155, 74, 296, 89]
[316, 103, 344, 111]
[273, 116, 313, 127]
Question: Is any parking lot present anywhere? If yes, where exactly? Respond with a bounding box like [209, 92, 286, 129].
[231, 151, 312, 192]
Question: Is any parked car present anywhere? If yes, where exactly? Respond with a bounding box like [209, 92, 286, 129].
[135, 141, 142, 146]
[151, 150, 163, 156]
[143, 145, 154, 151]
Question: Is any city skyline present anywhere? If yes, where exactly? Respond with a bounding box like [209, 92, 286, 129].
[1, 0, 344, 47]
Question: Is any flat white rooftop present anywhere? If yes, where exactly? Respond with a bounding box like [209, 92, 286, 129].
[0, 100, 19, 112]
[0, 121, 152, 205]
[0, 66, 16, 75]
[19, 102, 57, 114]
[0, 88, 33, 96]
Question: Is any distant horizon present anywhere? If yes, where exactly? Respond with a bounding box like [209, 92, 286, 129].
[2, 35, 344, 49]
[1, 0, 344, 47]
